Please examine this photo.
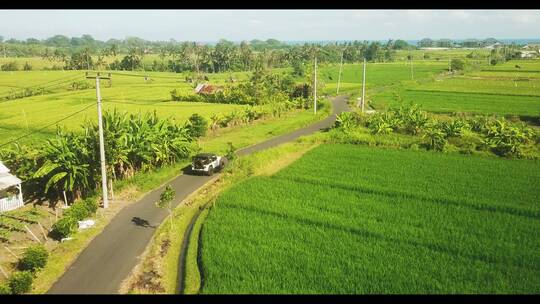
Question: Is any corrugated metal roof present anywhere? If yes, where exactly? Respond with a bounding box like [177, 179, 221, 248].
[0, 173, 21, 190]
[0, 161, 9, 174]
[0, 161, 21, 190]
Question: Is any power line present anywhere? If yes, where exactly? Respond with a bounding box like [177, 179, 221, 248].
[0, 102, 95, 148]
[107, 72, 184, 80]
[1, 73, 81, 94]
[0, 74, 83, 101]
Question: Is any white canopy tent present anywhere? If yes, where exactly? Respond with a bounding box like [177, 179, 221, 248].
[0, 161, 24, 212]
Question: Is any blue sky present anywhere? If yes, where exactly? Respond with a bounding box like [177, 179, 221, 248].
[1, 10, 539, 41]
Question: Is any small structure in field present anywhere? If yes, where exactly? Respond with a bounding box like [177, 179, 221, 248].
[0, 161, 24, 212]
[194, 83, 223, 95]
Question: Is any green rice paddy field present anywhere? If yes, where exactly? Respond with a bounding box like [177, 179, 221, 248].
[0, 70, 254, 145]
[200, 144, 540, 294]
[370, 60, 540, 118]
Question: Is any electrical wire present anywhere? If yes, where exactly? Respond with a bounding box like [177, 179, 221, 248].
[0, 74, 84, 100]
[0, 102, 95, 148]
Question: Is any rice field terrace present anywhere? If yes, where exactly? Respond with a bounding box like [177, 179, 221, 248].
[371, 60, 540, 119]
[318, 61, 449, 94]
[0, 69, 256, 145]
[199, 144, 540, 294]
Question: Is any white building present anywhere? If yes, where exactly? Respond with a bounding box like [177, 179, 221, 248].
[0, 161, 24, 212]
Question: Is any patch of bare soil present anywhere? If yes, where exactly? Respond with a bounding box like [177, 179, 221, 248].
[159, 239, 171, 258]
[132, 269, 165, 293]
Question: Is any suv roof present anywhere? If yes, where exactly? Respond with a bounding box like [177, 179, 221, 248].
[194, 153, 216, 158]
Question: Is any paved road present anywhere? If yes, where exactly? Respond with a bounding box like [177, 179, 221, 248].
[48, 96, 348, 294]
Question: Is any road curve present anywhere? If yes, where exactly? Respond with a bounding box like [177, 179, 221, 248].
[47, 96, 349, 294]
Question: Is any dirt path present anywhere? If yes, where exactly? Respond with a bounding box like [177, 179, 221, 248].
[47, 96, 348, 294]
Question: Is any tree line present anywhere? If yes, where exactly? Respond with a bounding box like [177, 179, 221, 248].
[0, 34, 418, 72]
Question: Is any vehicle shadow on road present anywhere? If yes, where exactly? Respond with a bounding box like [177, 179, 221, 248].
[131, 217, 156, 228]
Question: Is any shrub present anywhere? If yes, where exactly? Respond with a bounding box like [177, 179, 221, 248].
[450, 59, 465, 71]
[186, 113, 208, 139]
[0, 284, 10, 294]
[225, 142, 236, 161]
[23, 62, 32, 71]
[395, 104, 429, 135]
[8, 271, 33, 294]
[335, 112, 361, 132]
[82, 198, 98, 215]
[366, 112, 398, 135]
[482, 119, 536, 157]
[63, 202, 91, 221]
[52, 215, 77, 239]
[422, 123, 447, 151]
[1, 61, 19, 71]
[18, 245, 49, 272]
[441, 118, 470, 138]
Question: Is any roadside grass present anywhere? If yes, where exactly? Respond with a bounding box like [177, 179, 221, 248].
[199, 143, 540, 294]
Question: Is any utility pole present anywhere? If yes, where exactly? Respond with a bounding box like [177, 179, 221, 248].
[361, 57, 366, 113]
[314, 56, 317, 115]
[86, 72, 111, 209]
[410, 56, 414, 80]
[336, 51, 344, 95]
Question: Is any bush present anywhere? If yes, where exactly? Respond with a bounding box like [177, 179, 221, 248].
[1, 61, 19, 71]
[52, 215, 77, 239]
[63, 202, 91, 221]
[450, 59, 465, 71]
[18, 245, 49, 272]
[335, 112, 361, 132]
[225, 142, 236, 161]
[8, 271, 33, 294]
[23, 62, 32, 71]
[482, 119, 536, 157]
[82, 198, 98, 215]
[0, 284, 10, 294]
[422, 123, 447, 151]
[186, 113, 208, 139]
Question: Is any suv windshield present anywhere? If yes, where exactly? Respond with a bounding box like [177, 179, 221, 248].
[192, 155, 214, 167]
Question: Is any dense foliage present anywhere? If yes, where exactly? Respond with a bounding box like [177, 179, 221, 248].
[7, 271, 33, 294]
[18, 245, 49, 272]
[0, 110, 197, 205]
[334, 103, 538, 158]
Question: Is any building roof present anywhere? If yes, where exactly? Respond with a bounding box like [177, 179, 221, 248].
[194, 83, 223, 94]
[0, 161, 21, 190]
[0, 173, 21, 191]
[0, 161, 9, 174]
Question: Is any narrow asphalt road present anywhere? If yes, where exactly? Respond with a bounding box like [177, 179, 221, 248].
[47, 96, 349, 294]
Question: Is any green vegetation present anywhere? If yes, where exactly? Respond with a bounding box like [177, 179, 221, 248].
[8, 271, 33, 294]
[200, 144, 540, 293]
[18, 245, 49, 272]
[156, 185, 176, 233]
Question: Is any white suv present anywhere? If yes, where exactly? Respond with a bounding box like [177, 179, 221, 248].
[191, 153, 224, 176]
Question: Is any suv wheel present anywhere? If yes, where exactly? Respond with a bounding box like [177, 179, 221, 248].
[207, 165, 214, 176]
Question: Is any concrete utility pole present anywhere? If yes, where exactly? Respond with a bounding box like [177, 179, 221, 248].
[410, 57, 414, 80]
[361, 57, 366, 113]
[314, 56, 317, 115]
[86, 72, 111, 209]
[336, 51, 344, 95]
